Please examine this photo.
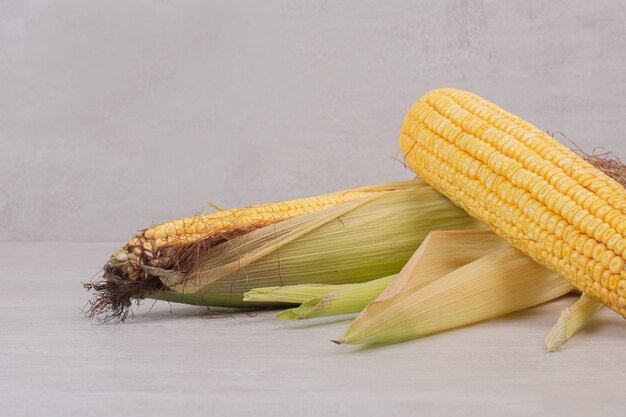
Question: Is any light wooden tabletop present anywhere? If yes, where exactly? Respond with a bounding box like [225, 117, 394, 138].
[2, 242, 625, 417]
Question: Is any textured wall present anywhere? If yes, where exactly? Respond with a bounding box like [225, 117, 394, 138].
[2, 0, 625, 241]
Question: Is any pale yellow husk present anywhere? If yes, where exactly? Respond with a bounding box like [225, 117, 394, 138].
[376, 230, 511, 300]
[545, 294, 603, 352]
[341, 231, 575, 345]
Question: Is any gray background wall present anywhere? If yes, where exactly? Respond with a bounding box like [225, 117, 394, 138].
[1, 0, 625, 242]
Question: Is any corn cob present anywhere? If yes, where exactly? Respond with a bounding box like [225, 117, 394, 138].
[106, 188, 380, 283]
[399, 88, 626, 317]
[88, 180, 482, 321]
[89, 187, 387, 321]
[148, 183, 481, 302]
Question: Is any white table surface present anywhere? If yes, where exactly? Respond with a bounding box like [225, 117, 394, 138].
[2, 241, 626, 417]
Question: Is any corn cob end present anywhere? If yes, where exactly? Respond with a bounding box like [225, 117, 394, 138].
[84, 225, 258, 322]
[83, 232, 169, 323]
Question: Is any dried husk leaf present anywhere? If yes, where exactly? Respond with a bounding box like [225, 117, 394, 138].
[545, 294, 603, 352]
[341, 245, 574, 346]
[377, 230, 510, 301]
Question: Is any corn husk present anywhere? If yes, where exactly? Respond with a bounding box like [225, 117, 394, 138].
[245, 275, 397, 320]
[144, 181, 483, 308]
[375, 230, 511, 300]
[545, 294, 603, 352]
[242, 283, 351, 305]
[252, 231, 507, 320]
[340, 231, 575, 345]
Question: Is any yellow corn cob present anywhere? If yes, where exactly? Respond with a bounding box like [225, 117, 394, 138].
[107, 188, 380, 282]
[90, 180, 481, 321]
[399, 88, 626, 318]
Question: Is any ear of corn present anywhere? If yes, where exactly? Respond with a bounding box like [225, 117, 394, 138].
[545, 294, 603, 352]
[341, 244, 574, 345]
[88, 180, 482, 320]
[145, 182, 483, 307]
[106, 185, 386, 283]
[399, 88, 626, 318]
[91, 182, 409, 320]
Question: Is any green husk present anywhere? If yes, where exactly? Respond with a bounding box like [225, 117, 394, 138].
[145, 181, 483, 308]
[247, 231, 509, 320]
[243, 283, 348, 304]
[545, 294, 603, 352]
[270, 275, 396, 320]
